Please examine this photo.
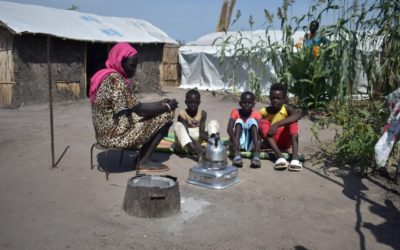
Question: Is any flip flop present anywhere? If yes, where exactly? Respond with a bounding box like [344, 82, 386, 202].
[288, 159, 303, 172]
[274, 157, 289, 170]
[250, 156, 261, 168]
[232, 154, 243, 168]
[139, 163, 169, 173]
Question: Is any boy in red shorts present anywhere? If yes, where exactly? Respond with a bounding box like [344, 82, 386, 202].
[259, 84, 302, 171]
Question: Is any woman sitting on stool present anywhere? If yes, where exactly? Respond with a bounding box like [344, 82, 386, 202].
[90, 42, 178, 172]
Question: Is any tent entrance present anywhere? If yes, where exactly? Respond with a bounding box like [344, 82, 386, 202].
[86, 43, 109, 96]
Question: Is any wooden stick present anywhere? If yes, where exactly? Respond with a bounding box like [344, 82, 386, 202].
[47, 36, 55, 168]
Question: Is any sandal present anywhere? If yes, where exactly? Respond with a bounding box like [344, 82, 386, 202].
[139, 162, 169, 173]
[232, 154, 243, 168]
[288, 159, 302, 172]
[250, 156, 261, 168]
[274, 157, 289, 170]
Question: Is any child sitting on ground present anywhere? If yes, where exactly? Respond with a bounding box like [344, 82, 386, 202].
[227, 91, 262, 168]
[174, 89, 219, 156]
[258, 83, 302, 171]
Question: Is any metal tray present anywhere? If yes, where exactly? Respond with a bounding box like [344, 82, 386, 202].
[187, 165, 239, 189]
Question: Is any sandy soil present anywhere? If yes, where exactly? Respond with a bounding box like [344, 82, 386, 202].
[0, 86, 399, 250]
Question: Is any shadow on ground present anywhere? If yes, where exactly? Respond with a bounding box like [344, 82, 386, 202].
[95, 151, 172, 175]
[305, 164, 400, 250]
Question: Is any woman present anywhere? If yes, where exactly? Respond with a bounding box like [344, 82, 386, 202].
[90, 42, 177, 172]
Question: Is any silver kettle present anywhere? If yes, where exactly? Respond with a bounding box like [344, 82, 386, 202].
[204, 133, 227, 163]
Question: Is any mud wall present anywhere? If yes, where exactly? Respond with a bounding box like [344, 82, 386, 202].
[131, 43, 163, 94]
[10, 35, 164, 106]
[12, 35, 85, 106]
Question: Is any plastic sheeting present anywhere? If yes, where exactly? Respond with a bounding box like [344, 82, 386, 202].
[179, 30, 304, 92]
[179, 30, 377, 93]
[0, 1, 177, 44]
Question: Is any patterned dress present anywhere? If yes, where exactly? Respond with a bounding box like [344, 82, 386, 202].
[92, 72, 174, 149]
[374, 87, 400, 167]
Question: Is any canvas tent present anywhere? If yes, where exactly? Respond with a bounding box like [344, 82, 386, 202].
[179, 30, 305, 92]
[0, 1, 177, 106]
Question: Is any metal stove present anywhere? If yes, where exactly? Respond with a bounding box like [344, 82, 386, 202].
[187, 134, 239, 189]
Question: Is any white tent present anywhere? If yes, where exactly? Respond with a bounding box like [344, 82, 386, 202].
[0, 0, 177, 44]
[179, 29, 382, 94]
[179, 30, 305, 92]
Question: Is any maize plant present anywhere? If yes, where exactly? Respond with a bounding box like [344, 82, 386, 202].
[216, 0, 399, 172]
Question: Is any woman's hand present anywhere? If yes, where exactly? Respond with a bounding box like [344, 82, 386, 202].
[167, 99, 178, 111]
[133, 98, 177, 119]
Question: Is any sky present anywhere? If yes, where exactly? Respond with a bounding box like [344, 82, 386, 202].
[3, 0, 375, 43]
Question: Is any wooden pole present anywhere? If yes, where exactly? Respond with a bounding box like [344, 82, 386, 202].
[83, 43, 87, 97]
[47, 36, 55, 168]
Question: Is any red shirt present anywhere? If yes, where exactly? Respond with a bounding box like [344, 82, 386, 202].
[230, 109, 262, 122]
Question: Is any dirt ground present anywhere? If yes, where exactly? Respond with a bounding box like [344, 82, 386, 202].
[0, 86, 399, 250]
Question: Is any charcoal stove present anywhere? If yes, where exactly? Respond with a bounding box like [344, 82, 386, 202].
[187, 134, 239, 189]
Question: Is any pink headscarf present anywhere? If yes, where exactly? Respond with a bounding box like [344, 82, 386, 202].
[89, 42, 138, 103]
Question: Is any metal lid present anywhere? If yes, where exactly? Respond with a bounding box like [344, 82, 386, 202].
[131, 175, 176, 188]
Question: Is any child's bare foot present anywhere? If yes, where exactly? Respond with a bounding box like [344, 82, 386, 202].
[193, 142, 204, 156]
[187, 142, 204, 156]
